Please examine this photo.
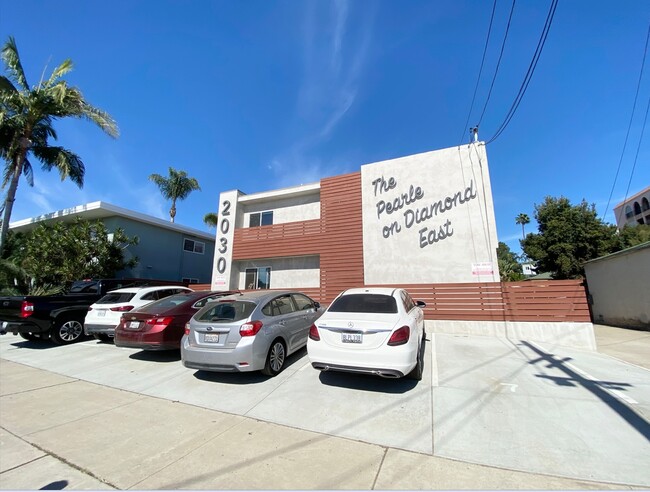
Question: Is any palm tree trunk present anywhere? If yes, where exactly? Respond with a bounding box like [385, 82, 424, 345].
[170, 200, 176, 223]
[521, 224, 525, 240]
[0, 153, 26, 254]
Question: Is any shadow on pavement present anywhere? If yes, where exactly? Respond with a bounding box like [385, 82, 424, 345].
[40, 480, 68, 490]
[317, 371, 419, 393]
[191, 347, 308, 384]
[129, 350, 181, 363]
[523, 341, 650, 442]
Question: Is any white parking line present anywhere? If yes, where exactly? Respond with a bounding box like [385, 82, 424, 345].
[430, 333, 439, 387]
[527, 341, 638, 405]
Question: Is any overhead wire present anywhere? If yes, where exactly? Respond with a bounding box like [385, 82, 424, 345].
[485, 0, 559, 144]
[476, 0, 517, 129]
[603, 23, 650, 223]
[458, 0, 498, 145]
[621, 95, 650, 220]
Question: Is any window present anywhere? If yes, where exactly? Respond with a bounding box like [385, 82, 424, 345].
[401, 291, 416, 312]
[262, 295, 296, 316]
[625, 205, 634, 219]
[249, 211, 273, 227]
[183, 239, 205, 254]
[197, 301, 256, 323]
[291, 294, 315, 311]
[182, 278, 199, 284]
[328, 294, 398, 314]
[245, 267, 271, 290]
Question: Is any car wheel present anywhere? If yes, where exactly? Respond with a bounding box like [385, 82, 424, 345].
[19, 333, 40, 341]
[51, 318, 85, 345]
[407, 336, 424, 381]
[93, 334, 112, 343]
[262, 339, 286, 376]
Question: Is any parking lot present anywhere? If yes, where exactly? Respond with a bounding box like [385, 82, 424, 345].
[1, 329, 649, 488]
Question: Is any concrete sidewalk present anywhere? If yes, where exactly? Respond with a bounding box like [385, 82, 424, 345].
[594, 323, 650, 370]
[0, 360, 643, 490]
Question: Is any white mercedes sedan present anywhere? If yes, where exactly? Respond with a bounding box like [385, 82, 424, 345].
[307, 288, 426, 380]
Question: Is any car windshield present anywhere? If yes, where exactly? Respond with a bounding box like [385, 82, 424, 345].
[196, 300, 256, 323]
[328, 294, 398, 314]
[96, 292, 136, 304]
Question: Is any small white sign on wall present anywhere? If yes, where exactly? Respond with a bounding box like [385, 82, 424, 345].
[472, 262, 494, 276]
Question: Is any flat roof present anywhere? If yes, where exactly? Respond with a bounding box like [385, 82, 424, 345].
[236, 181, 320, 205]
[613, 185, 650, 210]
[9, 201, 215, 241]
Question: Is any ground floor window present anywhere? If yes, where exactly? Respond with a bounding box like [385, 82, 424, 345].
[245, 267, 271, 289]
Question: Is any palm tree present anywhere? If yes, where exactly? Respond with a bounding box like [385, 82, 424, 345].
[0, 37, 118, 252]
[515, 213, 530, 240]
[149, 167, 201, 223]
[203, 212, 218, 229]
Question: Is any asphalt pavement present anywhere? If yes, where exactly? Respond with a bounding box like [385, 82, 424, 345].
[1, 324, 648, 490]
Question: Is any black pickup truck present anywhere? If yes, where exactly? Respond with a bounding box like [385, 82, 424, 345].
[0, 278, 185, 345]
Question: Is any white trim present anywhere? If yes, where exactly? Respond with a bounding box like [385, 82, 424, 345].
[236, 182, 320, 205]
[9, 201, 214, 241]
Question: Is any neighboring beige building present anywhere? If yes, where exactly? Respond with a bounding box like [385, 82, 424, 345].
[613, 185, 650, 229]
[584, 241, 650, 329]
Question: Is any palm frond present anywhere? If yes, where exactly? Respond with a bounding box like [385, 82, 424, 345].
[1, 37, 29, 91]
[44, 59, 73, 88]
[32, 146, 85, 187]
[0, 75, 18, 95]
[22, 159, 33, 187]
[80, 101, 119, 137]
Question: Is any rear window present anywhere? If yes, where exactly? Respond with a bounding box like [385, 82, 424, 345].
[69, 280, 99, 294]
[328, 294, 398, 314]
[96, 292, 136, 304]
[196, 301, 256, 323]
[136, 293, 193, 313]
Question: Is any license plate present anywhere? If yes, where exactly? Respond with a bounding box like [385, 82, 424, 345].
[204, 333, 220, 343]
[341, 333, 362, 344]
[97, 310, 106, 317]
[128, 321, 140, 330]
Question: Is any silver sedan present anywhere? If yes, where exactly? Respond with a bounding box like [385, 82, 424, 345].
[181, 290, 323, 376]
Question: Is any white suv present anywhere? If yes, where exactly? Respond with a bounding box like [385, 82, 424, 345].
[84, 286, 192, 341]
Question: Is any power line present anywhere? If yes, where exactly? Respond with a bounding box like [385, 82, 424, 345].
[621, 94, 650, 221]
[485, 0, 559, 144]
[603, 23, 650, 223]
[477, 0, 517, 128]
[458, 0, 498, 145]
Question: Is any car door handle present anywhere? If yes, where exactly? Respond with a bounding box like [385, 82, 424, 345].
[278, 320, 286, 325]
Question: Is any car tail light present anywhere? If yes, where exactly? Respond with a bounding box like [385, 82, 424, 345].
[387, 326, 410, 346]
[144, 317, 173, 329]
[309, 324, 320, 341]
[20, 301, 34, 318]
[240, 320, 263, 337]
[184, 322, 191, 336]
[110, 305, 134, 312]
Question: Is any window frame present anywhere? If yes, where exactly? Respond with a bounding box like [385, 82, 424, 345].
[183, 238, 205, 255]
[244, 266, 272, 290]
[248, 210, 274, 228]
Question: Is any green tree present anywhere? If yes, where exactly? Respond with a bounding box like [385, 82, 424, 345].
[515, 213, 530, 240]
[149, 167, 201, 223]
[203, 212, 218, 229]
[17, 218, 139, 288]
[0, 37, 118, 253]
[617, 224, 650, 249]
[496, 242, 525, 281]
[521, 196, 618, 279]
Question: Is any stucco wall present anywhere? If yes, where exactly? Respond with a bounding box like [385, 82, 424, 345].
[104, 217, 214, 283]
[360, 143, 500, 284]
[233, 256, 320, 289]
[584, 243, 650, 329]
[239, 194, 320, 228]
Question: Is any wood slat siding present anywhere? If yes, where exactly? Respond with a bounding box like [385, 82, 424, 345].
[365, 280, 591, 322]
[228, 172, 589, 323]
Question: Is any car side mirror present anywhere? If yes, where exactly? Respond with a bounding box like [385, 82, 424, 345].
[314, 302, 321, 309]
[416, 300, 427, 308]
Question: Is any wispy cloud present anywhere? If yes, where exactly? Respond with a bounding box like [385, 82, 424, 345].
[267, 1, 375, 189]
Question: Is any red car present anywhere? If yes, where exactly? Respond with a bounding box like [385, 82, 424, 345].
[114, 290, 239, 350]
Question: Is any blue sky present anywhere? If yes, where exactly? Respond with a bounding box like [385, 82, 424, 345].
[1, 0, 649, 254]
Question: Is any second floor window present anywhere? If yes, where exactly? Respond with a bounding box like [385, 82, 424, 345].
[183, 239, 205, 254]
[249, 211, 273, 227]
